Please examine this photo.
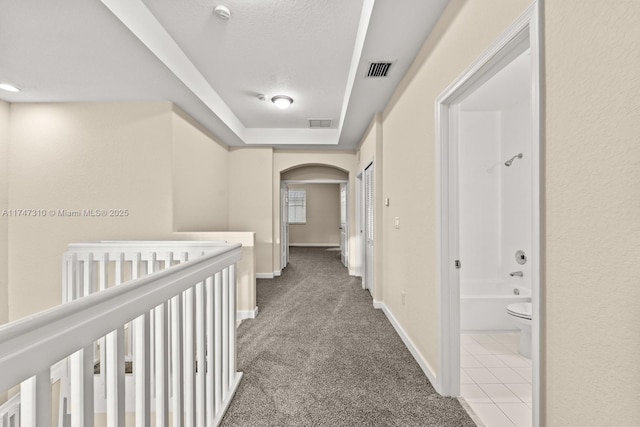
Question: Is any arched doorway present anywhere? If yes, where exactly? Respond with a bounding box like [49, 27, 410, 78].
[279, 164, 349, 270]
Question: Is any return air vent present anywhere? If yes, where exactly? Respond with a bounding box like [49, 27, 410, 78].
[309, 119, 332, 128]
[366, 61, 394, 77]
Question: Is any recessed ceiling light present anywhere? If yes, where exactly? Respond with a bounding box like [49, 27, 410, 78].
[271, 95, 293, 109]
[0, 83, 20, 93]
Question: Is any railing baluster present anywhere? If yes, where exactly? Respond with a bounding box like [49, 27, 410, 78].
[115, 252, 124, 287]
[83, 253, 94, 297]
[214, 272, 223, 413]
[179, 244, 196, 427]
[62, 254, 70, 304]
[205, 276, 215, 424]
[20, 371, 51, 427]
[155, 302, 169, 426]
[70, 345, 94, 427]
[183, 286, 196, 427]
[128, 253, 142, 366]
[106, 327, 125, 427]
[222, 267, 229, 398]
[73, 253, 81, 300]
[171, 293, 184, 427]
[147, 252, 157, 399]
[99, 253, 109, 399]
[229, 264, 237, 385]
[132, 311, 150, 427]
[195, 281, 206, 427]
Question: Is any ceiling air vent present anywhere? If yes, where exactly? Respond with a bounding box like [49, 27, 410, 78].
[309, 119, 332, 128]
[366, 61, 394, 78]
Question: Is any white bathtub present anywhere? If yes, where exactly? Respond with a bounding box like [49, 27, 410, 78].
[460, 282, 531, 331]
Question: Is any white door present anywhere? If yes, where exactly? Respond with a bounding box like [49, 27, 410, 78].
[340, 183, 348, 267]
[281, 183, 289, 268]
[364, 164, 374, 293]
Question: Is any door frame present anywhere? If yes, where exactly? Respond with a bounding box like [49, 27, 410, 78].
[435, 3, 542, 426]
[280, 182, 290, 269]
[339, 182, 349, 267]
[281, 179, 350, 269]
[355, 172, 364, 281]
[361, 161, 375, 296]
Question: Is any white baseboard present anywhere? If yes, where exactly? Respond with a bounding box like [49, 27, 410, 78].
[289, 243, 339, 247]
[273, 270, 281, 277]
[236, 306, 258, 322]
[372, 300, 383, 309]
[256, 272, 274, 279]
[378, 302, 438, 389]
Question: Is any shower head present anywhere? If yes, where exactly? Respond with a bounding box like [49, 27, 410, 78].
[505, 153, 523, 167]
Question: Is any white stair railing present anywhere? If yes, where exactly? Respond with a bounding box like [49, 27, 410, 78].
[61, 240, 231, 393]
[0, 242, 243, 427]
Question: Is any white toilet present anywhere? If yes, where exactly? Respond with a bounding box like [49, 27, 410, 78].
[506, 302, 532, 358]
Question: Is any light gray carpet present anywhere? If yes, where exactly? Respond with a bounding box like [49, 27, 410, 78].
[221, 247, 475, 427]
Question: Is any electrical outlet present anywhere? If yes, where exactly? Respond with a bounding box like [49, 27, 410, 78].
[394, 217, 400, 229]
[401, 291, 406, 305]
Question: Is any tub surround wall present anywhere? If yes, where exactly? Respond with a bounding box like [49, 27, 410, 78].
[458, 111, 502, 287]
[499, 58, 532, 290]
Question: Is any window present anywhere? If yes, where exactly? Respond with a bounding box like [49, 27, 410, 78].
[288, 189, 306, 224]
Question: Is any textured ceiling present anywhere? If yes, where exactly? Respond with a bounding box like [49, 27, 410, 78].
[0, 0, 450, 150]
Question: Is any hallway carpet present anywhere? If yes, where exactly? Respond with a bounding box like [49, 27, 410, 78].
[220, 247, 475, 427]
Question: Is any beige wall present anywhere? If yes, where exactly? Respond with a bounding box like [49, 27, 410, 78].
[379, 0, 530, 376]
[7, 103, 175, 320]
[0, 101, 9, 325]
[288, 184, 341, 245]
[172, 108, 229, 231]
[544, 0, 640, 424]
[228, 148, 273, 275]
[272, 150, 357, 273]
[5, 102, 258, 321]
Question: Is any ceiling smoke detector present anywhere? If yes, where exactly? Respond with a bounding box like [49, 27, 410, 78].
[214, 5, 231, 20]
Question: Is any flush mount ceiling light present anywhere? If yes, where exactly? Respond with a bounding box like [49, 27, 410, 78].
[271, 95, 293, 109]
[0, 83, 20, 93]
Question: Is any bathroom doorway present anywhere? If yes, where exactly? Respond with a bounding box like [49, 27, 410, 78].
[437, 4, 541, 427]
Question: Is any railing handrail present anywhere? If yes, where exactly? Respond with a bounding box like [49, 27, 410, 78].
[67, 240, 228, 249]
[0, 242, 242, 392]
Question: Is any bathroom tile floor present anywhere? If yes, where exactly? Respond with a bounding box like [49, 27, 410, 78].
[460, 332, 532, 427]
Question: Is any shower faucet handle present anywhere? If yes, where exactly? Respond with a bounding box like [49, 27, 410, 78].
[510, 271, 524, 277]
